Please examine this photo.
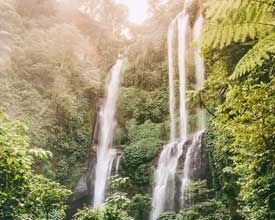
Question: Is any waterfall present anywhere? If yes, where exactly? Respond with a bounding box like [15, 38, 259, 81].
[193, 15, 205, 91]
[151, 1, 206, 218]
[115, 154, 122, 175]
[180, 14, 206, 208]
[177, 12, 189, 143]
[193, 15, 206, 130]
[93, 59, 124, 207]
[150, 142, 183, 220]
[150, 10, 191, 220]
[181, 130, 204, 208]
[168, 19, 176, 141]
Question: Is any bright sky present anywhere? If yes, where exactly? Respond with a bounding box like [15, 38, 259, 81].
[116, 0, 149, 24]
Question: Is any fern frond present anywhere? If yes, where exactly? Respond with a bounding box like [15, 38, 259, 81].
[203, 21, 273, 49]
[203, 0, 275, 48]
[230, 33, 275, 80]
[204, 0, 275, 20]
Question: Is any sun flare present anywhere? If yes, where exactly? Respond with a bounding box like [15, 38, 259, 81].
[116, 0, 149, 24]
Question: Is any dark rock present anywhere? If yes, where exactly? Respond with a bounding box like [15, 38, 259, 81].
[66, 146, 97, 219]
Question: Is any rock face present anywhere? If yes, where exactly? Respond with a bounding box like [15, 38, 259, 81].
[176, 133, 209, 181]
[67, 95, 123, 218]
[66, 146, 97, 219]
[67, 145, 123, 219]
[67, 98, 102, 219]
[175, 132, 210, 211]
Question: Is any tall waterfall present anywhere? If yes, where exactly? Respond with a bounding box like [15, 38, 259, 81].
[150, 11, 190, 220]
[168, 19, 176, 141]
[93, 59, 124, 206]
[193, 15, 206, 130]
[180, 14, 206, 208]
[193, 15, 205, 91]
[151, 1, 206, 219]
[177, 12, 189, 143]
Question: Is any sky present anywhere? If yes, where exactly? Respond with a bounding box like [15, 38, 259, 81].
[116, 0, 149, 24]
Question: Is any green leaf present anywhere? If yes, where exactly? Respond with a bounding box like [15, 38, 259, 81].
[231, 33, 275, 80]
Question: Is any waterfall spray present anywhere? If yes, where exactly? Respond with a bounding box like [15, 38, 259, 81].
[150, 142, 183, 220]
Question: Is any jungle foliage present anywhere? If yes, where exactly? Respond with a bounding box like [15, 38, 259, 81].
[0, 0, 127, 187]
[0, 112, 71, 220]
[74, 177, 151, 220]
[202, 0, 275, 219]
[158, 181, 231, 220]
[1, 0, 275, 220]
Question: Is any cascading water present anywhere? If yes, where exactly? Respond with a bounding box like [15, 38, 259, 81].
[115, 154, 122, 175]
[181, 130, 204, 208]
[93, 59, 124, 207]
[180, 13, 206, 208]
[193, 15, 205, 91]
[151, 142, 183, 220]
[151, 1, 206, 218]
[177, 12, 189, 143]
[150, 10, 190, 220]
[193, 15, 206, 130]
[168, 19, 177, 141]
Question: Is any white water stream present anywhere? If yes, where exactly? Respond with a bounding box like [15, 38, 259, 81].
[150, 10, 190, 220]
[177, 13, 189, 143]
[151, 1, 206, 218]
[180, 15, 206, 207]
[115, 154, 122, 176]
[181, 130, 204, 208]
[168, 19, 177, 141]
[193, 15, 206, 130]
[151, 142, 183, 220]
[93, 59, 124, 206]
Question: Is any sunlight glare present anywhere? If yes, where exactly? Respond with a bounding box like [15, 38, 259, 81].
[116, 0, 149, 24]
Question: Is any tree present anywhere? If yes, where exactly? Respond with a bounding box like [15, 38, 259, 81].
[73, 207, 103, 220]
[74, 177, 133, 220]
[128, 194, 151, 220]
[156, 211, 177, 220]
[177, 181, 231, 220]
[0, 112, 37, 220]
[27, 175, 71, 220]
[0, 112, 72, 219]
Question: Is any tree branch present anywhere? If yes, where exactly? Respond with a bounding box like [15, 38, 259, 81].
[199, 92, 216, 117]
